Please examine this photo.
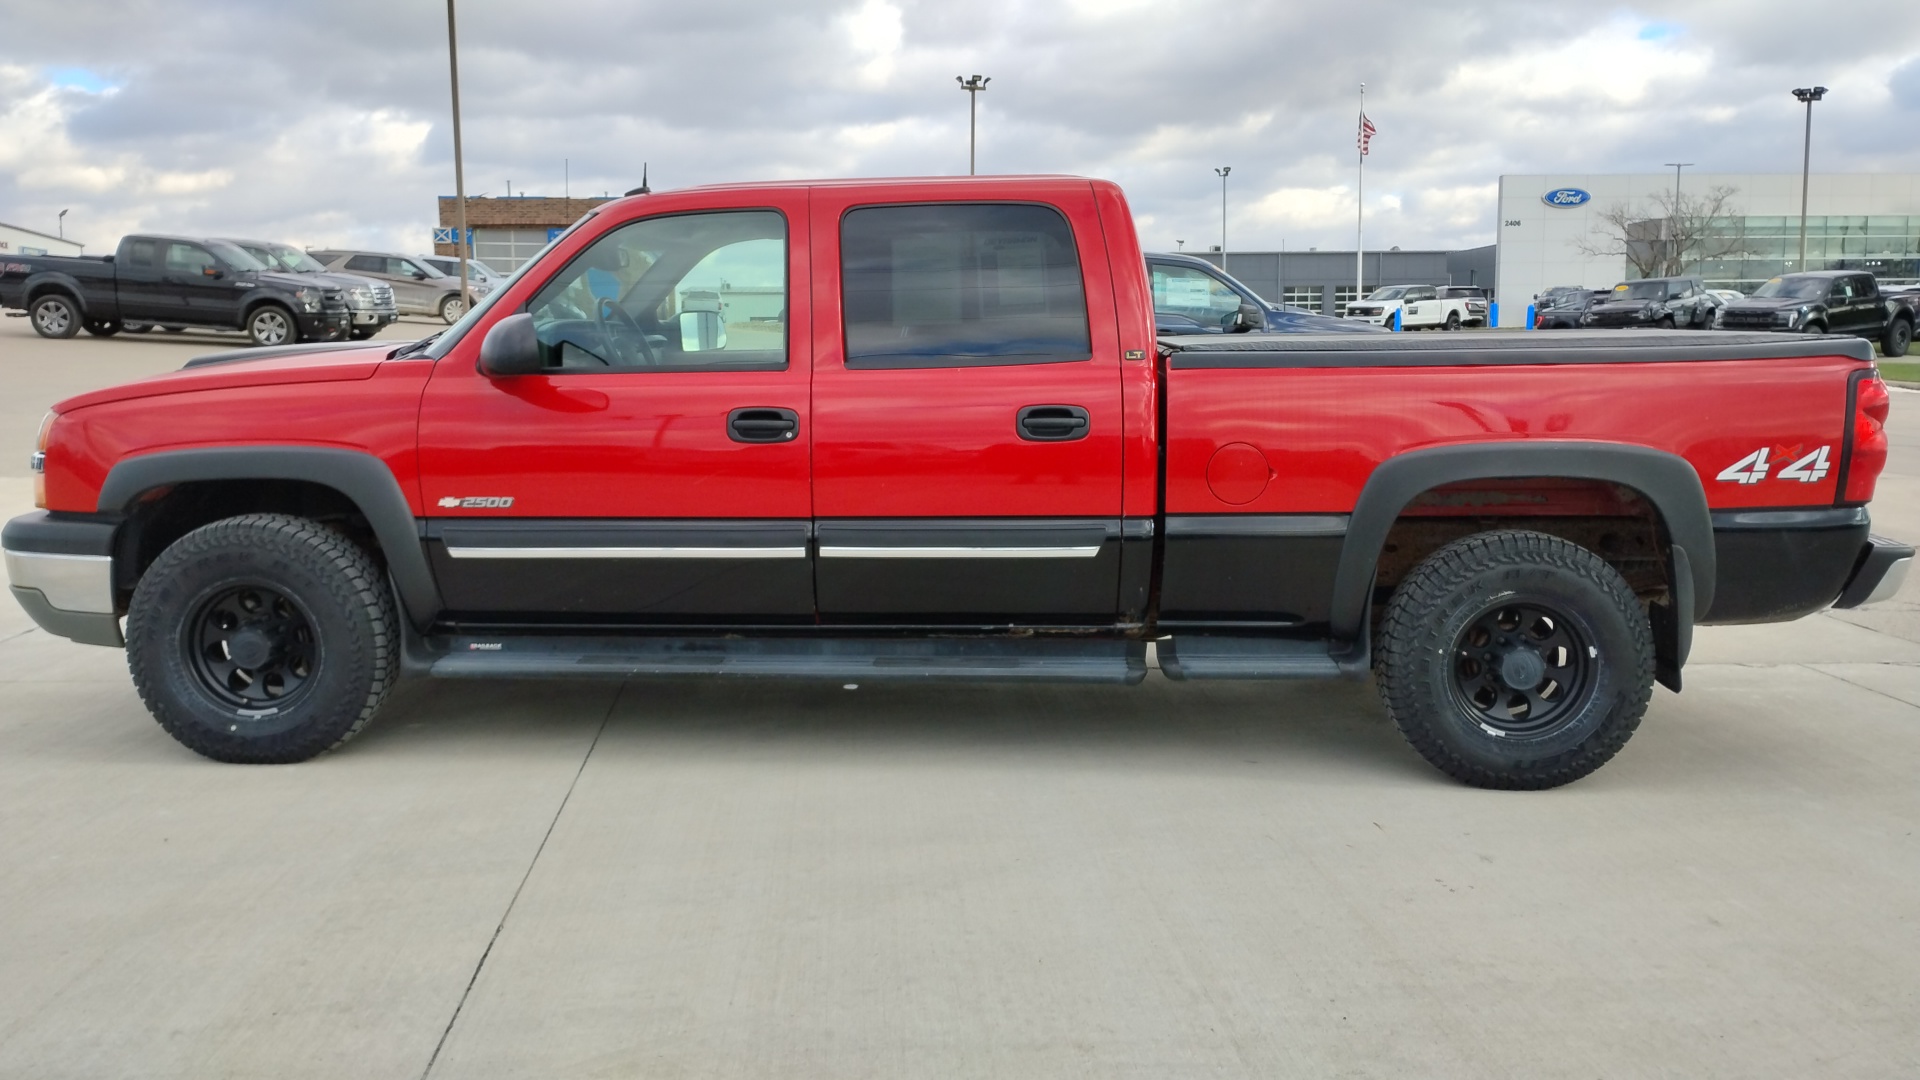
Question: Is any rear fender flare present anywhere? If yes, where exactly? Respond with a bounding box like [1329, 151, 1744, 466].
[1331, 441, 1714, 641]
[25, 275, 90, 316]
[97, 447, 439, 629]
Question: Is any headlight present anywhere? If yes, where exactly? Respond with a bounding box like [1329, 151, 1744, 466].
[1712, 309, 1725, 328]
[294, 287, 322, 313]
[32, 411, 53, 509]
[1780, 309, 1801, 328]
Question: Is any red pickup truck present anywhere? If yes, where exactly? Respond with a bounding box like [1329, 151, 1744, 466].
[5, 176, 1910, 789]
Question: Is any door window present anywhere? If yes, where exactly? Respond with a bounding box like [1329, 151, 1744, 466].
[525, 210, 787, 372]
[345, 255, 384, 274]
[1150, 262, 1244, 328]
[124, 240, 155, 268]
[840, 203, 1090, 368]
[387, 257, 430, 278]
[163, 243, 216, 276]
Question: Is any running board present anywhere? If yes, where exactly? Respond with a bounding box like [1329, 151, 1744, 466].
[429, 635, 1148, 684]
[1158, 635, 1368, 680]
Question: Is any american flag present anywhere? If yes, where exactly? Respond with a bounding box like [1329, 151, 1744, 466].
[1358, 113, 1377, 156]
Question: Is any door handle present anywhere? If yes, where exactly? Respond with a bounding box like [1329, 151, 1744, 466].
[1016, 405, 1090, 442]
[728, 407, 799, 443]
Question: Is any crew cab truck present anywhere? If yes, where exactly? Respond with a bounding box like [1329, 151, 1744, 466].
[1342, 285, 1474, 330]
[1716, 270, 1914, 357]
[0, 234, 353, 346]
[1583, 276, 1720, 330]
[4, 176, 1911, 791]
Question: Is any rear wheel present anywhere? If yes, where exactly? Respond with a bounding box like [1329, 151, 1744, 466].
[160, 326, 184, 334]
[84, 319, 122, 337]
[1444, 311, 1461, 331]
[1883, 317, 1912, 358]
[125, 514, 398, 764]
[438, 293, 466, 324]
[247, 304, 296, 347]
[1375, 530, 1654, 789]
[29, 294, 81, 339]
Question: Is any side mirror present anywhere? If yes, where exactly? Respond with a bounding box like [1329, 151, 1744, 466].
[1230, 302, 1266, 333]
[413, 269, 431, 280]
[678, 309, 726, 352]
[202, 265, 222, 279]
[478, 312, 544, 377]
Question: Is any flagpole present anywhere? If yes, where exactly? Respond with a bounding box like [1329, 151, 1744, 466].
[1356, 82, 1364, 311]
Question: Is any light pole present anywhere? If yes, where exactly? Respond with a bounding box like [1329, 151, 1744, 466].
[446, 0, 470, 314]
[1661, 162, 1691, 275]
[57, 209, 68, 240]
[1793, 86, 1827, 269]
[956, 75, 989, 175]
[1214, 166, 1230, 271]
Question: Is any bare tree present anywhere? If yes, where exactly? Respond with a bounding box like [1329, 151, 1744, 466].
[1574, 184, 1747, 279]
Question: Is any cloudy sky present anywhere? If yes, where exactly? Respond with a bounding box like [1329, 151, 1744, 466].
[3, 0, 1918, 259]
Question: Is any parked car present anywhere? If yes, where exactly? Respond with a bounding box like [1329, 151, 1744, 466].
[1436, 285, 1490, 326]
[1534, 285, 1593, 309]
[1343, 284, 1475, 330]
[0, 234, 351, 345]
[1582, 277, 1721, 329]
[1146, 251, 1384, 335]
[1715, 271, 1914, 356]
[5, 175, 1909, 793]
[308, 249, 487, 324]
[1707, 289, 1745, 306]
[417, 254, 508, 289]
[221, 239, 399, 340]
[1533, 289, 1613, 329]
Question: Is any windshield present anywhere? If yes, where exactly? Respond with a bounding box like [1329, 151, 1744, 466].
[239, 243, 328, 274]
[421, 213, 598, 360]
[1366, 287, 1407, 301]
[1622, 281, 1673, 301]
[207, 240, 268, 272]
[1751, 276, 1830, 300]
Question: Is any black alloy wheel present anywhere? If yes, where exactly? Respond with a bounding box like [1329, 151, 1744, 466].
[186, 584, 319, 710]
[1375, 529, 1653, 789]
[1883, 318, 1912, 358]
[1449, 602, 1591, 735]
[29, 294, 80, 338]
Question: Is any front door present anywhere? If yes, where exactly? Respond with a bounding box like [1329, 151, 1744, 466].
[161, 241, 241, 325]
[808, 186, 1127, 625]
[417, 195, 813, 624]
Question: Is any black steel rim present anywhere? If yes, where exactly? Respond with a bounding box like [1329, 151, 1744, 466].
[1449, 600, 1592, 735]
[186, 583, 319, 710]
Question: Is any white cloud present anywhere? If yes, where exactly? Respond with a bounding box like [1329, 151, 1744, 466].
[840, 0, 904, 88]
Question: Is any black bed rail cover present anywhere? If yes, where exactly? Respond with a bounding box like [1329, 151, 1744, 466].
[1161, 330, 1875, 369]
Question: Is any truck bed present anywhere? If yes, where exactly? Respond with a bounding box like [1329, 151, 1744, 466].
[1160, 329, 1874, 366]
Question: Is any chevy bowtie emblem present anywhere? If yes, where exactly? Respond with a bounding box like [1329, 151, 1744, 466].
[438, 496, 515, 509]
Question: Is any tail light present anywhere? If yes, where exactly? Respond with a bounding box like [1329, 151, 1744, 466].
[32, 411, 53, 509]
[1840, 370, 1890, 504]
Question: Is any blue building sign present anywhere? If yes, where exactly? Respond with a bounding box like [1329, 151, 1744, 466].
[432, 227, 474, 245]
[1541, 188, 1592, 208]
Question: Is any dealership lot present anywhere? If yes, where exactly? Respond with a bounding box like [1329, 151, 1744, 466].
[2, 318, 1919, 1077]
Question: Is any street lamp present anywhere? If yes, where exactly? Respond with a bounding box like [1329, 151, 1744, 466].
[956, 75, 990, 175]
[446, 0, 471, 313]
[57, 209, 68, 240]
[1793, 86, 1827, 269]
[1214, 167, 1230, 270]
[1662, 162, 1691, 275]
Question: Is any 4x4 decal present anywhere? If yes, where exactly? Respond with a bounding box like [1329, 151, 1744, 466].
[1717, 445, 1831, 486]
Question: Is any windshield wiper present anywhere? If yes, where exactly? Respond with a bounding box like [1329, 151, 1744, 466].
[390, 331, 443, 359]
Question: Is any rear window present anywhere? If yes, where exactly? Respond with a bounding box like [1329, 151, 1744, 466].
[840, 203, 1091, 369]
[345, 254, 383, 273]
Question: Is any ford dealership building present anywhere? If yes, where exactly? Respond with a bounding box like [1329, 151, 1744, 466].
[1493, 172, 1920, 326]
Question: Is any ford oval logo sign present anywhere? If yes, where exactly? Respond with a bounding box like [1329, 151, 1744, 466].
[1543, 188, 1592, 208]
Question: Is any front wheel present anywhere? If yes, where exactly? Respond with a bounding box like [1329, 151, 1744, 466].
[1883, 318, 1912, 358]
[1654, 315, 1675, 330]
[1375, 530, 1654, 789]
[438, 294, 466, 323]
[126, 514, 398, 764]
[247, 304, 296, 347]
[29, 294, 81, 339]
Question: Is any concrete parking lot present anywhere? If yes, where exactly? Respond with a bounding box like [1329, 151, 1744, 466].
[1, 315, 1917, 1078]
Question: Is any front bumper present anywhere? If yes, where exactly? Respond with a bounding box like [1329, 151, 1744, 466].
[350, 305, 399, 327]
[1344, 312, 1391, 326]
[295, 309, 353, 342]
[3, 511, 122, 647]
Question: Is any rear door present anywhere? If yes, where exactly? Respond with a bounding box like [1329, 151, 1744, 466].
[808, 183, 1127, 625]
[417, 194, 814, 623]
[113, 238, 172, 321]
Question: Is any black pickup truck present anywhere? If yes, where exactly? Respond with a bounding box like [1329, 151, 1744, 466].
[0, 235, 353, 346]
[1716, 270, 1913, 357]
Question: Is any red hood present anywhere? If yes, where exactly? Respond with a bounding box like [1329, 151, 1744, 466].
[54, 343, 396, 413]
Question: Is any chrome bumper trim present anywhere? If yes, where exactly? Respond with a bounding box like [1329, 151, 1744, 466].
[2, 549, 114, 614]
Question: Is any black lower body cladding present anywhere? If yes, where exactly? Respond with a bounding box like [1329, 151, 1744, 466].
[1703, 508, 1872, 623]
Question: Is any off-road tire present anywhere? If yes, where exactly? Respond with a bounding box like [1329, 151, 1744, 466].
[1884, 317, 1913, 359]
[1375, 530, 1654, 790]
[438, 293, 466, 324]
[247, 304, 296, 347]
[30, 294, 81, 339]
[126, 514, 398, 764]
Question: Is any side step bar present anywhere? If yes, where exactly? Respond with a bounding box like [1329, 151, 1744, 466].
[1157, 635, 1368, 680]
[429, 635, 1149, 684]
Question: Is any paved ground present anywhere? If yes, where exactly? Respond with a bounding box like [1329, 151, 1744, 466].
[1, 316, 1917, 1078]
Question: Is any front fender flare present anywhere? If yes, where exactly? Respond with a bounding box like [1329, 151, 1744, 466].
[97, 447, 439, 629]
